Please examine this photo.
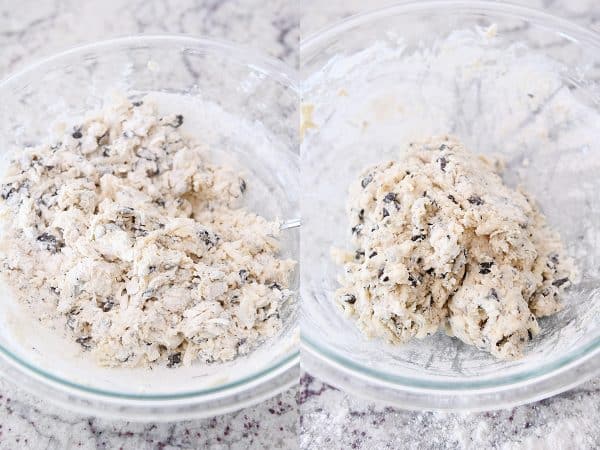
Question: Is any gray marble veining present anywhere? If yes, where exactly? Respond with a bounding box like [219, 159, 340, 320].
[0, 0, 298, 80]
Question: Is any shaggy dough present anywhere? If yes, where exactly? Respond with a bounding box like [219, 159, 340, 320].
[333, 136, 576, 359]
[0, 96, 295, 368]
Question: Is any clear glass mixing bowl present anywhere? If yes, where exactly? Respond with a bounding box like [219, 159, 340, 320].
[301, 1, 600, 411]
[0, 36, 299, 421]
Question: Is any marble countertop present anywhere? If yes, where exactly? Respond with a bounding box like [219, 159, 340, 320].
[0, 1, 298, 449]
[299, 1, 600, 450]
[299, 375, 600, 449]
[0, 0, 298, 78]
[0, 377, 297, 450]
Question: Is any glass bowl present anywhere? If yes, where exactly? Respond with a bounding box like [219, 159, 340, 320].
[0, 36, 299, 421]
[301, 1, 600, 411]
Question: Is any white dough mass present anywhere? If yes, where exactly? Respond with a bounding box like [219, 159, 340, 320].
[333, 136, 576, 359]
[0, 97, 295, 368]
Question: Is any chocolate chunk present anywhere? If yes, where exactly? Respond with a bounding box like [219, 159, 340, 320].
[368, 251, 378, 259]
[382, 208, 389, 218]
[239, 178, 247, 193]
[351, 224, 363, 235]
[479, 317, 488, 329]
[447, 194, 458, 204]
[341, 294, 356, 304]
[76, 336, 92, 349]
[468, 195, 484, 205]
[408, 274, 419, 287]
[72, 129, 83, 139]
[197, 229, 219, 248]
[167, 352, 181, 368]
[36, 232, 64, 254]
[66, 315, 77, 331]
[146, 167, 159, 177]
[361, 174, 373, 188]
[101, 299, 115, 312]
[1, 184, 16, 200]
[383, 192, 401, 211]
[411, 234, 426, 242]
[479, 261, 494, 275]
[354, 250, 365, 260]
[358, 209, 364, 221]
[171, 114, 184, 128]
[490, 288, 499, 300]
[496, 334, 511, 348]
[383, 192, 397, 203]
[133, 227, 148, 237]
[552, 277, 569, 288]
[239, 269, 249, 283]
[438, 156, 448, 172]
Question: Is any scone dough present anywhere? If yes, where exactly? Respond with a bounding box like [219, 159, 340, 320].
[334, 136, 575, 359]
[0, 97, 295, 368]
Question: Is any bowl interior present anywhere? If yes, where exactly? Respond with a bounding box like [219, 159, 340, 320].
[0, 37, 299, 396]
[301, 6, 600, 383]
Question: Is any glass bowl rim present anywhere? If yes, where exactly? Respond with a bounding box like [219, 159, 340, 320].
[0, 34, 300, 401]
[300, 0, 600, 393]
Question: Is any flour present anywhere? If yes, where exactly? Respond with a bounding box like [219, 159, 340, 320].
[333, 136, 576, 359]
[0, 96, 295, 368]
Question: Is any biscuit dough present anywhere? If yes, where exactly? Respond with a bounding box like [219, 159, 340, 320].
[333, 136, 576, 359]
[0, 97, 295, 368]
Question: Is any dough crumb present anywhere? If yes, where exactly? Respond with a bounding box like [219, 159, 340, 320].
[334, 136, 576, 360]
[0, 97, 295, 368]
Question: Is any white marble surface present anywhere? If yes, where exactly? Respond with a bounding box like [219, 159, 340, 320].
[0, 1, 298, 449]
[0, 0, 298, 77]
[299, 1, 600, 449]
[0, 377, 297, 450]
